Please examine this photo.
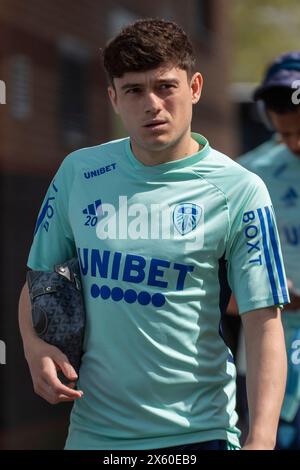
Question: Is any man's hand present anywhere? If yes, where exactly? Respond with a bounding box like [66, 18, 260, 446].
[24, 336, 84, 404]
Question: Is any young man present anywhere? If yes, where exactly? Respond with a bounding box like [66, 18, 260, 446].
[19, 19, 288, 451]
[239, 52, 300, 449]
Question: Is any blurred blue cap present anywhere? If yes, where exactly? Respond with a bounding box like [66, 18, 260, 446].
[253, 51, 300, 100]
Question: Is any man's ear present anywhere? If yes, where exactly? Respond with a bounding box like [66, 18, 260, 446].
[256, 100, 274, 131]
[108, 86, 119, 114]
[191, 72, 203, 104]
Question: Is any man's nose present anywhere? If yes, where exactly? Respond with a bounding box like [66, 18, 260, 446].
[144, 92, 162, 113]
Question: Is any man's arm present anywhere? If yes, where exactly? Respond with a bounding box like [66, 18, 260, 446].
[18, 281, 84, 404]
[241, 306, 287, 450]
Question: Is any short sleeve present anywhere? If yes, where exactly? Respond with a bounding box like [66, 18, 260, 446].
[27, 158, 76, 270]
[226, 172, 290, 314]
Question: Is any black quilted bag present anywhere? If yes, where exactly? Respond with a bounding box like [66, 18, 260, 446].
[26, 258, 85, 374]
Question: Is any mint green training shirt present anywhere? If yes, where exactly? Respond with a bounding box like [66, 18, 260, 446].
[28, 133, 289, 449]
[239, 141, 300, 421]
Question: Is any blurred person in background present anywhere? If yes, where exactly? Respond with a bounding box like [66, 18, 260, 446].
[239, 52, 300, 450]
[18, 19, 288, 451]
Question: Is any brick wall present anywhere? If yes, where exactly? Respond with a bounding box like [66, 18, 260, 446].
[0, 0, 236, 176]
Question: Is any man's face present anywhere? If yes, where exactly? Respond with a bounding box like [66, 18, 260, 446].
[269, 109, 300, 157]
[108, 65, 202, 157]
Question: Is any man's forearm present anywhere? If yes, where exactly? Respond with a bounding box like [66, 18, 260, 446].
[18, 281, 83, 403]
[18, 282, 39, 356]
[242, 307, 287, 449]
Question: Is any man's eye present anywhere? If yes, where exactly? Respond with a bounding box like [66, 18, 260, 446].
[126, 88, 140, 94]
[160, 84, 174, 90]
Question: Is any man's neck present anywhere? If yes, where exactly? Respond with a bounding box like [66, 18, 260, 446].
[130, 135, 202, 167]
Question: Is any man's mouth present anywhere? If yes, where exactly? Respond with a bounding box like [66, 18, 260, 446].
[143, 120, 167, 128]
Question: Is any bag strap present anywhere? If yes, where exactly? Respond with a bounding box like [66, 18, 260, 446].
[55, 262, 81, 290]
[26, 258, 81, 301]
[29, 285, 58, 300]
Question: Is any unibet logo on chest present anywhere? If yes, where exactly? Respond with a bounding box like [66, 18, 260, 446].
[78, 248, 194, 290]
[78, 248, 195, 307]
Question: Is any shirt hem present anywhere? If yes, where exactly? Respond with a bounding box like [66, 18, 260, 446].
[238, 297, 289, 315]
[65, 429, 240, 450]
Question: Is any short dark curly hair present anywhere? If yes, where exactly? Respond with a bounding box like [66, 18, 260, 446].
[261, 87, 300, 114]
[102, 18, 196, 85]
